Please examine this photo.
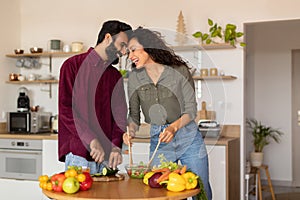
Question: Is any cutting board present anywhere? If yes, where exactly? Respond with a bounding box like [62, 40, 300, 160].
[92, 173, 125, 182]
[199, 101, 208, 120]
[195, 101, 216, 123]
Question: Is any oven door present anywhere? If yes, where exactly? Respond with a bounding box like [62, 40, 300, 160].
[0, 149, 42, 180]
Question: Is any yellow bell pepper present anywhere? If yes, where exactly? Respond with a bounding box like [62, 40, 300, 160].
[166, 172, 186, 192]
[143, 171, 155, 185]
[181, 172, 199, 189]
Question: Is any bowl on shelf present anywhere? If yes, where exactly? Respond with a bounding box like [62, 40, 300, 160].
[30, 47, 43, 53]
[125, 163, 150, 179]
[14, 49, 24, 54]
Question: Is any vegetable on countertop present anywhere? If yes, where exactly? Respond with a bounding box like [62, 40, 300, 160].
[181, 172, 198, 189]
[148, 172, 163, 188]
[165, 172, 186, 192]
[143, 171, 155, 185]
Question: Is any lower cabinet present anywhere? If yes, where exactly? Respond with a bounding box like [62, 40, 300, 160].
[0, 139, 64, 200]
[207, 145, 227, 199]
[0, 178, 46, 200]
[207, 138, 240, 200]
[0, 138, 239, 200]
[42, 139, 65, 175]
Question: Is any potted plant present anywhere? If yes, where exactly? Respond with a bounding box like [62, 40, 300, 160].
[192, 18, 246, 47]
[246, 118, 284, 167]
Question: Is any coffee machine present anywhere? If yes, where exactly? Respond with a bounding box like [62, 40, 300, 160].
[17, 87, 30, 112]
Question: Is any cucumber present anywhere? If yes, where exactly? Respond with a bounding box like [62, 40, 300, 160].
[102, 167, 108, 176]
[102, 167, 119, 176]
[91, 168, 119, 177]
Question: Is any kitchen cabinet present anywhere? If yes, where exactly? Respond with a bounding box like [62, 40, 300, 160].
[0, 178, 45, 200]
[42, 139, 65, 175]
[206, 137, 240, 200]
[5, 51, 83, 98]
[0, 136, 63, 200]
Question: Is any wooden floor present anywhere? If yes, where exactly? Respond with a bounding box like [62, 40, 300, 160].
[249, 185, 300, 200]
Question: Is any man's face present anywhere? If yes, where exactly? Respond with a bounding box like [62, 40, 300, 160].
[105, 32, 128, 65]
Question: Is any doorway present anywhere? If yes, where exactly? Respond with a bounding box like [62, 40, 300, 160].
[292, 49, 300, 186]
[245, 19, 300, 186]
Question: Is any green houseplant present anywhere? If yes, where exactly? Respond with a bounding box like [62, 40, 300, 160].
[192, 18, 246, 47]
[246, 118, 283, 166]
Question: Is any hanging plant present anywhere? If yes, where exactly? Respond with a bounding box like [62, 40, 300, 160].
[192, 18, 246, 47]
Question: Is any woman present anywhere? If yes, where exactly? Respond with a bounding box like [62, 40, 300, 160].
[124, 27, 212, 199]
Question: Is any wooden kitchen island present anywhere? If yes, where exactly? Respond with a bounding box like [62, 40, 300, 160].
[42, 175, 200, 200]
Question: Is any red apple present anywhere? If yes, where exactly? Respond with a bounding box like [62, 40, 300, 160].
[62, 177, 80, 194]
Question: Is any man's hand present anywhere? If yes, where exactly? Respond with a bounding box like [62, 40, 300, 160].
[90, 139, 105, 163]
[108, 147, 122, 170]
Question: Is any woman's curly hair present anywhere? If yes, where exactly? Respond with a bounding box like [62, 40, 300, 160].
[129, 27, 189, 69]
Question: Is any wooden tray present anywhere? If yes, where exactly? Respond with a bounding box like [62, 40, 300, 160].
[92, 173, 125, 182]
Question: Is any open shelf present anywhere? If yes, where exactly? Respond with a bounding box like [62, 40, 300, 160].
[6, 80, 58, 84]
[5, 51, 81, 98]
[6, 51, 84, 58]
[192, 75, 237, 80]
[170, 43, 235, 52]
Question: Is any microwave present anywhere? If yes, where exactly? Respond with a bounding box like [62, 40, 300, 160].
[7, 112, 52, 133]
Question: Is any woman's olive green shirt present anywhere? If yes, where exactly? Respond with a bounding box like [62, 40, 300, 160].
[127, 65, 197, 126]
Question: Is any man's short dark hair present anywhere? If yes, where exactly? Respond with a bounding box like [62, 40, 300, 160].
[96, 20, 132, 45]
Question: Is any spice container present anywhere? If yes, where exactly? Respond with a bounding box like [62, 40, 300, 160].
[200, 68, 208, 76]
[210, 68, 218, 76]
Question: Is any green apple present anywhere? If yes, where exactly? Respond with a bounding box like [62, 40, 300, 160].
[62, 177, 80, 194]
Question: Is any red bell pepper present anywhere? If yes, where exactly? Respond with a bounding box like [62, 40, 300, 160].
[51, 173, 66, 192]
[79, 172, 93, 191]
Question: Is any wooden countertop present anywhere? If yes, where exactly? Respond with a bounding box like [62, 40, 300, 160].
[0, 132, 58, 140]
[132, 136, 238, 145]
[43, 174, 200, 200]
[0, 132, 238, 146]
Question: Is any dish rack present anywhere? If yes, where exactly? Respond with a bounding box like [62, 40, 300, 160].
[198, 120, 221, 138]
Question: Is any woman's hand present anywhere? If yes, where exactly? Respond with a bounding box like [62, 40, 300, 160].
[122, 129, 135, 146]
[159, 126, 177, 143]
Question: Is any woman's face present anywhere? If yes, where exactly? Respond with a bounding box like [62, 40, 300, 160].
[128, 38, 154, 69]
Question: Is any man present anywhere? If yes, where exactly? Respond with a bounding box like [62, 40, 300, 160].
[58, 20, 132, 174]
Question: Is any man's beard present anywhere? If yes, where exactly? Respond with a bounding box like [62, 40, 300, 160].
[105, 43, 121, 65]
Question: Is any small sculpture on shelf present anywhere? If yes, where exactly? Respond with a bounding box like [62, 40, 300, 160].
[175, 11, 187, 45]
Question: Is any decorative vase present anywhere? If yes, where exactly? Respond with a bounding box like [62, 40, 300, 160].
[250, 152, 264, 167]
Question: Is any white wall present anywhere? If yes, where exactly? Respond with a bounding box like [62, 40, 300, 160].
[246, 19, 300, 183]
[0, 0, 21, 120]
[2, 0, 300, 198]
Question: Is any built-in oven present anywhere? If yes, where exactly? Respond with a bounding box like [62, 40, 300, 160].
[0, 139, 42, 180]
